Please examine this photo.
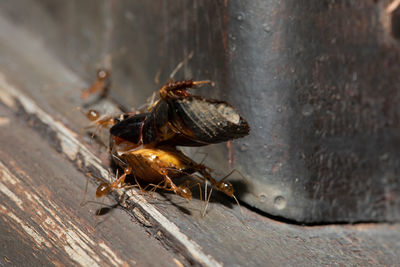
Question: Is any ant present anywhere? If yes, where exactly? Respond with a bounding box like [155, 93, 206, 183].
[111, 137, 235, 197]
[81, 68, 111, 100]
[90, 136, 241, 214]
[81, 66, 249, 218]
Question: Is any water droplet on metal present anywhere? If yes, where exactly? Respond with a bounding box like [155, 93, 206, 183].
[274, 195, 286, 210]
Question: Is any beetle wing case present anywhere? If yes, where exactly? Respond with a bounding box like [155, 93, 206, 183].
[110, 112, 147, 144]
[167, 96, 250, 144]
[109, 93, 250, 146]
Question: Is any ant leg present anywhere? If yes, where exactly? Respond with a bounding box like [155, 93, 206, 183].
[145, 99, 161, 113]
[180, 178, 206, 217]
[179, 174, 213, 218]
[140, 92, 158, 112]
[81, 109, 117, 138]
[90, 121, 107, 138]
[159, 80, 215, 98]
[192, 80, 215, 87]
[169, 50, 194, 79]
[154, 69, 162, 85]
[213, 169, 250, 226]
[81, 68, 110, 100]
[153, 51, 194, 85]
[131, 174, 144, 194]
[130, 180, 166, 201]
[147, 180, 166, 198]
[110, 166, 132, 190]
[82, 170, 113, 203]
[95, 166, 132, 198]
[194, 167, 247, 220]
[227, 140, 234, 168]
[202, 187, 213, 218]
[96, 195, 106, 216]
[80, 172, 92, 207]
[81, 171, 112, 221]
[157, 170, 192, 200]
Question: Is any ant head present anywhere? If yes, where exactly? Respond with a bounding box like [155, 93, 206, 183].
[123, 167, 132, 175]
[86, 109, 100, 121]
[96, 182, 111, 198]
[217, 181, 234, 197]
[96, 68, 110, 80]
[159, 169, 167, 175]
[177, 186, 192, 200]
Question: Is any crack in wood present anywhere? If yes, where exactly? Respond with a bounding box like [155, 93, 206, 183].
[0, 71, 223, 267]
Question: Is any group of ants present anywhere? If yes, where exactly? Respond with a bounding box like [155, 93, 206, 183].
[80, 67, 250, 220]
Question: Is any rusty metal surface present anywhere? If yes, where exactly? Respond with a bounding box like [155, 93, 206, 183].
[106, 0, 400, 223]
[0, 7, 400, 266]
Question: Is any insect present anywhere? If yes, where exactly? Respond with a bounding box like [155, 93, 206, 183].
[109, 79, 250, 148]
[83, 70, 249, 215]
[81, 68, 111, 100]
[94, 135, 237, 205]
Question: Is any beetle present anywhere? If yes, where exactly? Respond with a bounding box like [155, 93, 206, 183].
[94, 135, 237, 204]
[109, 80, 250, 147]
[83, 72, 249, 211]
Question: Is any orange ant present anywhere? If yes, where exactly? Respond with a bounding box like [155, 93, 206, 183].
[80, 66, 249, 219]
[84, 130, 243, 212]
[90, 136, 243, 214]
[81, 68, 111, 100]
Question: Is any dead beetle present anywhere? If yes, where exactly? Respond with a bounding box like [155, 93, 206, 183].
[110, 80, 250, 147]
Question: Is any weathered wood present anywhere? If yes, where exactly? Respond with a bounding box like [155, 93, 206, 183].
[0, 105, 184, 266]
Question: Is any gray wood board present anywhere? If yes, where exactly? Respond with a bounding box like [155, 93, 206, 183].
[0, 104, 183, 267]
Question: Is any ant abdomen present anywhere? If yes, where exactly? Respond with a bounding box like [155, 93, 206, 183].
[96, 183, 111, 198]
[177, 186, 192, 200]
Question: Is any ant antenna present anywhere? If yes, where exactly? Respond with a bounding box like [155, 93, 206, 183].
[169, 50, 194, 79]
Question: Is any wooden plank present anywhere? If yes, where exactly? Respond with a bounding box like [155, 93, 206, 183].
[0, 104, 185, 266]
